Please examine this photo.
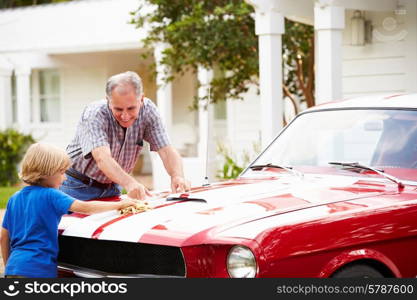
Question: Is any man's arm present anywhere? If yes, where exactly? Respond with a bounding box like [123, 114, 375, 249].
[157, 145, 190, 193]
[92, 146, 151, 200]
[0, 227, 10, 266]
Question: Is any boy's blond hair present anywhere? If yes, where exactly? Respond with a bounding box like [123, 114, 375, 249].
[20, 143, 71, 185]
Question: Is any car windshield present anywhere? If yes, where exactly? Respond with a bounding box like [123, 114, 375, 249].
[243, 109, 417, 182]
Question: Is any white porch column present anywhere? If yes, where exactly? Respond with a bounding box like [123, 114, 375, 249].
[314, 2, 345, 104]
[154, 44, 173, 137]
[15, 66, 31, 134]
[248, 0, 285, 149]
[151, 44, 174, 191]
[0, 61, 13, 130]
[197, 66, 216, 183]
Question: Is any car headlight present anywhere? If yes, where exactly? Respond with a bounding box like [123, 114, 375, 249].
[227, 245, 257, 278]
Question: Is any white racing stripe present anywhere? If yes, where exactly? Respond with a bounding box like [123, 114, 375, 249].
[61, 210, 121, 238]
[62, 178, 292, 241]
[100, 179, 300, 241]
[160, 203, 268, 234]
[99, 201, 204, 242]
[61, 174, 360, 242]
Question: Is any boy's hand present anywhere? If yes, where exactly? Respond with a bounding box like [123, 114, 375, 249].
[118, 198, 151, 215]
[118, 199, 138, 210]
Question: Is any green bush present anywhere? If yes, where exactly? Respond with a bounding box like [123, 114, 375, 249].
[0, 129, 35, 186]
[217, 148, 244, 180]
[217, 142, 261, 180]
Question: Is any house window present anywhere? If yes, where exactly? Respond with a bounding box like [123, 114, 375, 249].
[39, 70, 60, 122]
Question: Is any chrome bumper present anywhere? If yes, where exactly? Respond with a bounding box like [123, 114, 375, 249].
[58, 263, 185, 278]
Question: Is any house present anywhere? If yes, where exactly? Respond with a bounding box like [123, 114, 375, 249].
[1, 0, 416, 190]
[0, 0, 212, 190]
[248, 0, 417, 148]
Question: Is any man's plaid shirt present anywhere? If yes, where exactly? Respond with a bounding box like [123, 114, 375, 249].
[66, 98, 169, 184]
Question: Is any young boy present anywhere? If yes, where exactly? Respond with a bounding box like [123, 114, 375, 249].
[0, 143, 136, 278]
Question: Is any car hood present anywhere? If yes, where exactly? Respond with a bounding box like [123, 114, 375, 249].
[59, 174, 399, 246]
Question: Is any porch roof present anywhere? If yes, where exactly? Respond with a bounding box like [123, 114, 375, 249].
[249, 0, 399, 26]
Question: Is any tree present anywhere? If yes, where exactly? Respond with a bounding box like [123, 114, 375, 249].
[131, 0, 258, 106]
[283, 18, 315, 115]
[0, 0, 71, 9]
[132, 1, 314, 111]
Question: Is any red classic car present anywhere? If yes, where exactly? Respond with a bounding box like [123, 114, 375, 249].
[58, 94, 417, 278]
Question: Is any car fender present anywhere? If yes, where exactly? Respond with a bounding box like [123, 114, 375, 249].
[318, 248, 401, 278]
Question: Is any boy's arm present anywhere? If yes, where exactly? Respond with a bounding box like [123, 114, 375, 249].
[69, 199, 136, 215]
[0, 227, 10, 266]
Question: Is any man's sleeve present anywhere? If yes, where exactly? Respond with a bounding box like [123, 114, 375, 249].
[79, 109, 110, 158]
[143, 101, 170, 151]
[49, 189, 76, 216]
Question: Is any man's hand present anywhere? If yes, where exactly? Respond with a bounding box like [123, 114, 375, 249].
[126, 181, 153, 200]
[171, 176, 191, 193]
[158, 146, 190, 193]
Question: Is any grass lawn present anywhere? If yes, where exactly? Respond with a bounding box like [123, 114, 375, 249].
[0, 186, 20, 209]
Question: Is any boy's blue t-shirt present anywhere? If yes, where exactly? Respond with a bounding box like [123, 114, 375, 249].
[2, 185, 74, 278]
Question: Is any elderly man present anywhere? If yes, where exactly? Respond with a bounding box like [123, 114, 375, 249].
[60, 71, 189, 200]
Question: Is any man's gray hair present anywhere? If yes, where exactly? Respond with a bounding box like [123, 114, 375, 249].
[106, 71, 143, 99]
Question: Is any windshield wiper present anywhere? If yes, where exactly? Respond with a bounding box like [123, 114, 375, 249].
[249, 163, 303, 178]
[165, 193, 207, 203]
[166, 196, 207, 203]
[166, 197, 207, 203]
[329, 161, 404, 189]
